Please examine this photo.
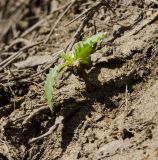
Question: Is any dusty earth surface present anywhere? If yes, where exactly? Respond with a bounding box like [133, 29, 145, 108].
[0, 0, 158, 160]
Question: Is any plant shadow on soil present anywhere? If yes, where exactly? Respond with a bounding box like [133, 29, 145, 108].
[59, 58, 143, 152]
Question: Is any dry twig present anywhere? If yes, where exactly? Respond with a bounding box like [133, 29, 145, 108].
[29, 115, 64, 144]
[22, 106, 48, 126]
[20, 2, 71, 38]
[44, 0, 76, 44]
[31, 49, 64, 77]
[5, 38, 31, 50]
[0, 42, 42, 72]
[65, 1, 103, 27]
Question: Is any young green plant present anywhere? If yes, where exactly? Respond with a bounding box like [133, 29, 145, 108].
[44, 32, 107, 110]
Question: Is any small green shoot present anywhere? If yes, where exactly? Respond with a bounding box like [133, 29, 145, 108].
[44, 65, 61, 110]
[44, 32, 107, 110]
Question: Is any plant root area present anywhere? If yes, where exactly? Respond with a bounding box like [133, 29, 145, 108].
[0, 0, 158, 159]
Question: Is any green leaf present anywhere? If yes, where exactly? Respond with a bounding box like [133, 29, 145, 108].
[60, 52, 74, 61]
[44, 65, 60, 110]
[73, 32, 107, 65]
[60, 32, 107, 66]
[73, 41, 93, 64]
[82, 32, 107, 45]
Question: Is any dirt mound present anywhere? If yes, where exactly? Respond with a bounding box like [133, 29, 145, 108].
[0, 0, 158, 159]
